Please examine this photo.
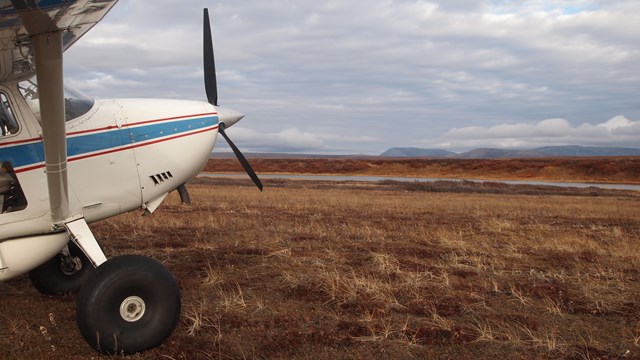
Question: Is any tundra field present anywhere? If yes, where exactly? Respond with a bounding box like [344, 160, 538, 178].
[1, 158, 640, 359]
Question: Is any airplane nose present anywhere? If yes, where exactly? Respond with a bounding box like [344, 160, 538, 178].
[216, 106, 245, 128]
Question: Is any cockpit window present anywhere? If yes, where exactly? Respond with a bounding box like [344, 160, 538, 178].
[18, 78, 95, 123]
[64, 85, 95, 121]
[0, 92, 19, 137]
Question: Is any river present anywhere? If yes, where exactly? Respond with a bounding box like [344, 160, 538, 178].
[199, 173, 640, 191]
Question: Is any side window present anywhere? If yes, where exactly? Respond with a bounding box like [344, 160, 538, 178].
[18, 80, 41, 124]
[0, 92, 19, 136]
[0, 95, 28, 213]
[18, 78, 95, 123]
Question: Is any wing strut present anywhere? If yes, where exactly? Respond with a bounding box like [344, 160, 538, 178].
[32, 31, 69, 222]
[14, 0, 70, 222]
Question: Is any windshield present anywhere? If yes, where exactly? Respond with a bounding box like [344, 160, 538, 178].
[18, 79, 95, 123]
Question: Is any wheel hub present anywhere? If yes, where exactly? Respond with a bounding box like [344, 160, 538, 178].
[119, 296, 146, 322]
[60, 256, 82, 276]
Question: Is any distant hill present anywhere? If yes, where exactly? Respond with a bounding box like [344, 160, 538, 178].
[456, 148, 542, 159]
[380, 147, 458, 157]
[211, 145, 640, 160]
[380, 145, 640, 159]
[210, 152, 373, 159]
[532, 145, 640, 157]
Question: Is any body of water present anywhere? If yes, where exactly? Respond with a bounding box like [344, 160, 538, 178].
[199, 173, 640, 191]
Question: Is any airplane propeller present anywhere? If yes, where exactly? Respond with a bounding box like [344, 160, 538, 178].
[203, 8, 263, 191]
[203, 8, 218, 107]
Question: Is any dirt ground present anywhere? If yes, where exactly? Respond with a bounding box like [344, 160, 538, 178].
[1, 177, 639, 359]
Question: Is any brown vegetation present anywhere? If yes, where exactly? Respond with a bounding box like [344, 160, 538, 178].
[1, 178, 639, 359]
[204, 157, 640, 184]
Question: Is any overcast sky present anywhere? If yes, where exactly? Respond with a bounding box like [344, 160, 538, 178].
[64, 0, 640, 155]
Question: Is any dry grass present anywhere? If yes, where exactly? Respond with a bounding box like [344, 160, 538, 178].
[0, 177, 639, 359]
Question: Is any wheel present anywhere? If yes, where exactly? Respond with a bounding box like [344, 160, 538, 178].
[29, 241, 95, 294]
[75, 255, 181, 355]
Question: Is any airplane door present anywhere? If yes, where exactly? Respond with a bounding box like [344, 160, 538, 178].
[0, 90, 36, 217]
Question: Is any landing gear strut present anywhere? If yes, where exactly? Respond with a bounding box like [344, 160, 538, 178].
[40, 218, 182, 354]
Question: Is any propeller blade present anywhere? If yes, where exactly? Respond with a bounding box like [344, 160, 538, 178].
[203, 8, 218, 106]
[203, 9, 262, 191]
[218, 122, 263, 191]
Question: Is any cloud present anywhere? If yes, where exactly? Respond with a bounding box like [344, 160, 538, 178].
[215, 126, 381, 154]
[445, 118, 574, 139]
[430, 115, 640, 150]
[218, 127, 324, 152]
[63, 0, 640, 154]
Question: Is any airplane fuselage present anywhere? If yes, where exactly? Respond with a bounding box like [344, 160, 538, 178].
[0, 82, 220, 280]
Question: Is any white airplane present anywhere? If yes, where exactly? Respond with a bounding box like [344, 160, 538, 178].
[0, 0, 261, 355]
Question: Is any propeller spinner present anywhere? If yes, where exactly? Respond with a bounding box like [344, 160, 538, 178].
[203, 8, 263, 191]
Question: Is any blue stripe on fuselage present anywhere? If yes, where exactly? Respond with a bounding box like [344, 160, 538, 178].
[0, 141, 43, 170]
[0, 115, 218, 171]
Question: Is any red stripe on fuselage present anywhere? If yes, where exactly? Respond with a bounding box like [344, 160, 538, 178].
[14, 124, 219, 173]
[67, 112, 218, 136]
[68, 125, 219, 162]
[1, 112, 218, 146]
[0, 137, 42, 147]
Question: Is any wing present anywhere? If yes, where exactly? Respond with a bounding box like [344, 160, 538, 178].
[0, 0, 118, 82]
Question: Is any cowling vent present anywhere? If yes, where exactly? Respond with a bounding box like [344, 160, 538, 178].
[149, 171, 173, 185]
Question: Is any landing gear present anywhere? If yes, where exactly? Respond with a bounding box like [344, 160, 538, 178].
[75, 255, 181, 355]
[29, 241, 94, 294]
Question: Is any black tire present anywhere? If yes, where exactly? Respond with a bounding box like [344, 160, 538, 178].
[75, 255, 181, 355]
[29, 241, 94, 294]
